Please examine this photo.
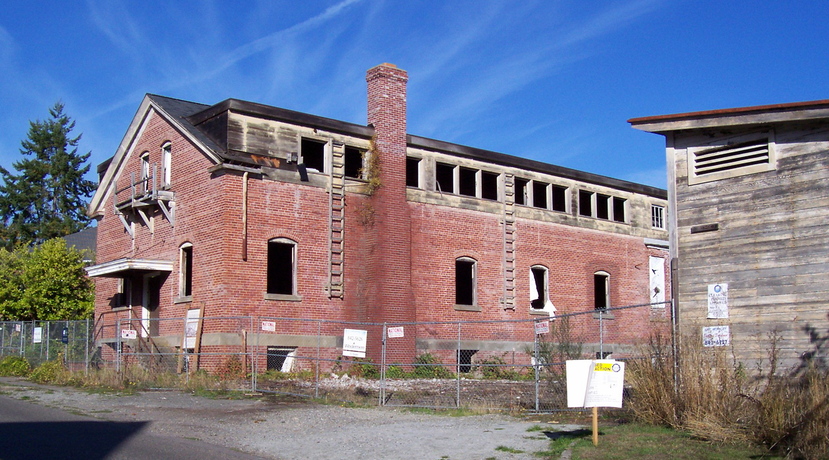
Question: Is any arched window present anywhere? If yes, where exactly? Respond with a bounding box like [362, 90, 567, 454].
[267, 238, 297, 296]
[455, 257, 477, 306]
[594, 271, 610, 310]
[140, 151, 150, 193]
[161, 142, 172, 188]
[179, 243, 193, 299]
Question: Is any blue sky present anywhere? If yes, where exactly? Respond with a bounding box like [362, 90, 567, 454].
[1, 1, 828, 190]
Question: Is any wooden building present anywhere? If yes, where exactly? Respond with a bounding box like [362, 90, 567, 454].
[86, 64, 670, 371]
[630, 100, 829, 370]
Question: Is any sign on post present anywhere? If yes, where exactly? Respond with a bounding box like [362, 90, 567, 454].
[566, 359, 626, 447]
[121, 329, 137, 340]
[33, 327, 42, 344]
[61, 327, 69, 344]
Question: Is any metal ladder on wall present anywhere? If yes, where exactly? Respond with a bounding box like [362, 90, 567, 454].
[502, 173, 516, 310]
[328, 141, 346, 299]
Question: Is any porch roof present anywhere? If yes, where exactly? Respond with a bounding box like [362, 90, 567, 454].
[85, 258, 174, 278]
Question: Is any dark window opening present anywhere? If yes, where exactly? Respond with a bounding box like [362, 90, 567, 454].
[116, 277, 132, 307]
[531, 267, 547, 309]
[458, 349, 477, 373]
[455, 258, 475, 306]
[613, 197, 626, 223]
[459, 167, 477, 197]
[180, 246, 193, 297]
[481, 171, 499, 200]
[267, 240, 294, 295]
[436, 163, 455, 193]
[344, 146, 362, 179]
[533, 181, 548, 209]
[515, 178, 529, 205]
[301, 138, 325, 172]
[596, 194, 610, 220]
[266, 346, 295, 372]
[406, 157, 420, 187]
[594, 272, 609, 310]
[579, 190, 593, 216]
[552, 185, 567, 212]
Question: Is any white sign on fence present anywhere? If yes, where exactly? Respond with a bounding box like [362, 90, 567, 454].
[121, 329, 137, 340]
[261, 321, 276, 332]
[566, 359, 625, 408]
[707, 283, 729, 318]
[342, 328, 367, 358]
[183, 309, 200, 348]
[33, 327, 42, 344]
[387, 326, 404, 338]
[534, 320, 550, 335]
[702, 325, 730, 347]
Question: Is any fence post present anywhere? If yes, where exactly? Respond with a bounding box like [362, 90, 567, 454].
[379, 323, 387, 406]
[116, 318, 122, 374]
[85, 318, 90, 376]
[599, 310, 604, 359]
[534, 322, 540, 412]
[456, 322, 461, 409]
[315, 319, 321, 399]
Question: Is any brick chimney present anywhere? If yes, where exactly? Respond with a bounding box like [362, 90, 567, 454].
[357, 63, 415, 347]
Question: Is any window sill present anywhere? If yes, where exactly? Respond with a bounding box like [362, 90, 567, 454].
[529, 309, 552, 316]
[453, 304, 481, 312]
[174, 296, 193, 304]
[111, 306, 130, 311]
[265, 293, 303, 302]
[592, 310, 615, 320]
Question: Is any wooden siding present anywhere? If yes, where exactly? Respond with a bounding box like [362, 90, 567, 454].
[672, 123, 829, 369]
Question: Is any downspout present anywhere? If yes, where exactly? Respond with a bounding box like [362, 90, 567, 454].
[242, 171, 249, 261]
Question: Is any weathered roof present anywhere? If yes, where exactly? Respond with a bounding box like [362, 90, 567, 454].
[629, 99, 829, 133]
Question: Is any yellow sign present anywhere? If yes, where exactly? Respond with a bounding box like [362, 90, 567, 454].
[594, 362, 613, 372]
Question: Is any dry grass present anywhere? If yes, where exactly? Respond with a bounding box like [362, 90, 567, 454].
[627, 332, 829, 459]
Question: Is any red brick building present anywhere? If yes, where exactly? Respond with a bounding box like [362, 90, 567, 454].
[87, 64, 669, 371]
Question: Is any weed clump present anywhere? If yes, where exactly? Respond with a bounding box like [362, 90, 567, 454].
[0, 356, 31, 377]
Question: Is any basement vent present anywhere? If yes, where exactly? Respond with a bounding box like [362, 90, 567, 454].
[689, 134, 776, 185]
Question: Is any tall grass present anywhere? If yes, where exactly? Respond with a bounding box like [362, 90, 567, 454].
[627, 331, 829, 459]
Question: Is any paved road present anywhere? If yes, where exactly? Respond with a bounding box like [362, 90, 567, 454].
[0, 394, 267, 460]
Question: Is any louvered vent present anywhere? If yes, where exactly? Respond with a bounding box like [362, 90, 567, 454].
[693, 138, 770, 177]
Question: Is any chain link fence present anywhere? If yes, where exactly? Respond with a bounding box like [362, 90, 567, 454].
[1, 301, 673, 412]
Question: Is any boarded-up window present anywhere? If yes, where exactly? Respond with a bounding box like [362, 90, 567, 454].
[481, 171, 499, 200]
[436, 162, 455, 193]
[406, 157, 421, 187]
[455, 257, 476, 306]
[344, 146, 363, 179]
[268, 239, 296, 295]
[301, 138, 325, 172]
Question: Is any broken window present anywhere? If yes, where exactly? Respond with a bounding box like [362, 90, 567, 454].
[594, 271, 610, 310]
[651, 205, 665, 229]
[406, 157, 421, 188]
[530, 266, 548, 310]
[436, 162, 455, 193]
[612, 197, 626, 223]
[344, 146, 363, 179]
[161, 142, 172, 188]
[458, 349, 477, 373]
[552, 185, 567, 212]
[301, 138, 325, 173]
[596, 194, 610, 220]
[533, 181, 548, 209]
[267, 238, 296, 296]
[579, 190, 593, 216]
[481, 171, 499, 200]
[515, 178, 529, 205]
[459, 167, 477, 197]
[266, 346, 297, 372]
[455, 257, 477, 306]
[179, 243, 193, 298]
[116, 277, 132, 308]
[140, 151, 150, 194]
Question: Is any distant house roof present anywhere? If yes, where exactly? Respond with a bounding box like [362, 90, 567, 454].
[64, 227, 97, 263]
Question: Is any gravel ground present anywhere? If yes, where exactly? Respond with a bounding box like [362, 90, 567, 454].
[0, 377, 583, 460]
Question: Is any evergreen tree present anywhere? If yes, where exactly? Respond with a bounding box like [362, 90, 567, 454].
[0, 102, 95, 248]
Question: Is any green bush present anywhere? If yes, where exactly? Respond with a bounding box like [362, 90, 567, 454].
[411, 353, 453, 379]
[348, 358, 379, 379]
[385, 365, 405, 379]
[0, 356, 31, 376]
[28, 359, 68, 383]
